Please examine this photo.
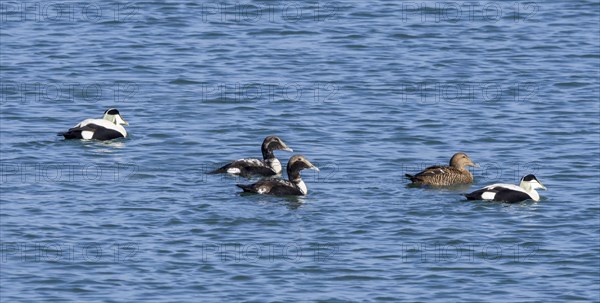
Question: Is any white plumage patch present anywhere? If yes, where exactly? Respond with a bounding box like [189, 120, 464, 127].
[481, 191, 496, 200]
[257, 187, 268, 194]
[81, 131, 94, 140]
[296, 180, 308, 195]
[227, 168, 241, 174]
[484, 184, 527, 194]
[269, 158, 282, 174]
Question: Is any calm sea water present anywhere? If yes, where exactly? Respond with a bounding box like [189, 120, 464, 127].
[1, 1, 599, 302]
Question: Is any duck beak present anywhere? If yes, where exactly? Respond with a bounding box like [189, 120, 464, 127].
[539, 182, 547, 190]
[471, 162, 480, 168]
[305, 159, 319, 172]
[119, 115, 129, 126]
[280, 142, 293, 152]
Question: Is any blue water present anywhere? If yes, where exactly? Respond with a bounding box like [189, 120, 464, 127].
[1, 1, 599, 302]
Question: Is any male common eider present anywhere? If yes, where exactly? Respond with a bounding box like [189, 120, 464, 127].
[58, 108, 128, 140]
[405, 152, 479, 186]
[464, 174, 547, 203]
[209, 136, 293, 177]
[236, 155, 319, 196]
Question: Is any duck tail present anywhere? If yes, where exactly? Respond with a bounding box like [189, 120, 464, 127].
[462, 193, 478, 200]
[207, 164, 229, 174]
[405, 174, 419, 183]
[58, 130, 78, 139]
[207, 168, 224, 174]
[236, 184, 253, 192]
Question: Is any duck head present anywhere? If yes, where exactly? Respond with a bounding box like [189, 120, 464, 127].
[449, 152, 479, 169]
[103, 108, 128, 126]
[519, 174, 547, 191]
[262, 136, 293, 159]
[287, 155, 319, 181]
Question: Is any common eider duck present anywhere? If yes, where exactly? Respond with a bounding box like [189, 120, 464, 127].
[209, 136, 293, 177]
[464, 174, 547, 203]
[405, 152, 478, 186]
[58, 108, 128, 140]
[236, 155, 319, 196]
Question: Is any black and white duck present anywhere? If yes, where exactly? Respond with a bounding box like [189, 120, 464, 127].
[58, 108, 128, 141]
[464, 174, 547, 203]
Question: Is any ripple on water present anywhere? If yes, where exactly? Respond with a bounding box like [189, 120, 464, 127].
[1, 1, 599, 302]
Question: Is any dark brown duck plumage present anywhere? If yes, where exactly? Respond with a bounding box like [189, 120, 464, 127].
[208, 136, 293, 177]
[405, 152, 478, 186]
[236, 155, 319, 196]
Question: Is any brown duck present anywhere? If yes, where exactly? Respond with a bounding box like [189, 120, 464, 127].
[405, 152, 479, 186]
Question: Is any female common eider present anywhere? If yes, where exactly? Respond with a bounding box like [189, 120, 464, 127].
[58, 108, 128, 140]
[236, 155, 319, 196]
[209, 136, 293, 177]
[464, 174, 547, 203]
[405, 152, 479, 186]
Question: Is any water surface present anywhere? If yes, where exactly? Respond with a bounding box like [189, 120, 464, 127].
[1, 1, 599, 302]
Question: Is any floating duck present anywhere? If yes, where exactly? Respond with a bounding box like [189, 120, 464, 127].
[58, 108, 128, 140]
[236, 155, 319, 196]
[405, 152, 478, 186]
[464, 174, 547, 203]
[209, 136, 293, 177]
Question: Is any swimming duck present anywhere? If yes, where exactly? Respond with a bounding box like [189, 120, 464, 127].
[236, 155, 319, 196]
[464, 174, 547, 203]
[405, 152, 478, 186]
[209, 136, 293, 177]
[58, 108, 128, 140]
